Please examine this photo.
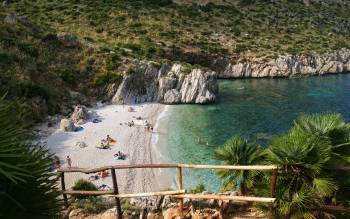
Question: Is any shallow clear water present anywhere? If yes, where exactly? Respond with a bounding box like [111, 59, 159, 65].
[159, 74, 350, 191]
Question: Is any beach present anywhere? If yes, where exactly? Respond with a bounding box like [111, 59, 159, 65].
[46, 103, 172, 193]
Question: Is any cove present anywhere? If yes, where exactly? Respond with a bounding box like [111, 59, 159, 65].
[157, 74, 350, 191]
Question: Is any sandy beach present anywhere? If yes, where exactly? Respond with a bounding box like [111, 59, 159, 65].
[46, 103, 172, 193]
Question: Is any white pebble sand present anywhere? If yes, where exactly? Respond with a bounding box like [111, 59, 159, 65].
[46, 103, 172, 193]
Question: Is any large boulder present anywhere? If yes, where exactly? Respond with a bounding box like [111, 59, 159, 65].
[60, 119, 77, 132]
[71, 105, 89, 124]
[112, 62, 218, 105]
[57, 32, 79, 48]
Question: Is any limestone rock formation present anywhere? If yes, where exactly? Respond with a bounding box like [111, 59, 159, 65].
[71, 105, 89, 124]
[217, 48, 350, 78]
[60, 118, 77, 132]
[112, 62, 218, 105]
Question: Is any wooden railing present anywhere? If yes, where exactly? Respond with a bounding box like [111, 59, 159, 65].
[58, 164, 278, 219]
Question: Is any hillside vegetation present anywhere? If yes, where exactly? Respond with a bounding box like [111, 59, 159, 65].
[1, 0, 350, 121]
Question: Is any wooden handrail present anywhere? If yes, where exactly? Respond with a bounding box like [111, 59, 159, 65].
[58, 163, 279, 217]
[57, 164, 278, 173]
[172, 194, 276, 203]
[109, 190, 185, 198]
[63, 190, 114, 195]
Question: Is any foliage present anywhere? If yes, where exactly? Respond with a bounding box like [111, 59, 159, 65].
[215, 113, 350, 218]
[0, 98, 61, 218]
[76, 197, 112, 214]
[72, 179, 98, 199]
[267, 113, 350, 218]
[214, 136, 266, 195]
[93, 72, 123, 86]
[190, 184, 206, 194]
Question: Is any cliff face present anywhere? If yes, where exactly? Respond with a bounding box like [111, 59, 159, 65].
[217, 49, 350, 78]
[112, 63, 218, 104]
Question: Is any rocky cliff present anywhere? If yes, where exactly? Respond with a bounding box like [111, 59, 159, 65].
[216, 48, 350, 78]
[112, 62, 218, 104]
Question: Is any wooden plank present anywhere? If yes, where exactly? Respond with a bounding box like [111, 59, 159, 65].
[111, 168, 122, 219]
[172, 194, 276, 203]
[177, 167, 184, 212]
[321, 205, 350, 213]
[58, 164, 278, 173]
[60, 172, 68, 208]
[63, 190, 114, 195]
[325, 166, 350, 171]
[178, 164, 278, 170]
[269, 169, 278, 216]
[109, 190, 185, 198]
[58, 164, 178, 173]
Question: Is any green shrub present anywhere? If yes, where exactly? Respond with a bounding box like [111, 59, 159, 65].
[93, 72, 123, 86]
[58, 69, 76, 83]
[72, 179, 98, 199]
[20, 82, 50, 100]
[190, 184, 206, 194]
[17, 43, 39, 58]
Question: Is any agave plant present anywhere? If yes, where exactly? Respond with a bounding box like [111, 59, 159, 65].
[0, 99, 61, 218]
[214, 136, 266, 195]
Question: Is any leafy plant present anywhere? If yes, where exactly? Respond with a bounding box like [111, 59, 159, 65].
[0, 98, 61, 218]
[72, 179, 98, 199]
[214, 136, 266, 195]
[190, 184, 206, 194]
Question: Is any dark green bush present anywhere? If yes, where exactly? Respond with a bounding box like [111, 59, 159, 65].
[72, 179, 98, 199]
[94, 72, 123, 86]
[20, 82, 50, 100]
[58, 69, 76, 84]
[190, 184, 206, 194]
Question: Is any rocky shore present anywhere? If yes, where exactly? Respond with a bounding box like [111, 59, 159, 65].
[215, 48, 350, 78]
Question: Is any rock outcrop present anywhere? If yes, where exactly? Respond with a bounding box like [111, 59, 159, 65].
[71, 105, 89, 124]
[60, 118, 77, 132]
[112, 62, 218, 104]
[217, 48, 350, 78]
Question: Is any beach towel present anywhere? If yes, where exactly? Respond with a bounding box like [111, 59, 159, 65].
[96, 146, 111, 150]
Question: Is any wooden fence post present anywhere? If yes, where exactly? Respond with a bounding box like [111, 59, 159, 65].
[111, 168, 122, 219]
[60, 172, 68, 208]
[177, 167, 184, 212]
[268, 169, 278, 217]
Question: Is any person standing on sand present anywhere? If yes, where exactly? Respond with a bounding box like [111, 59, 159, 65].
[66, 156, 72, 168]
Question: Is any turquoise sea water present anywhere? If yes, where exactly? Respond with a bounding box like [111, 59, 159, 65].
[158, 74, 350, 191]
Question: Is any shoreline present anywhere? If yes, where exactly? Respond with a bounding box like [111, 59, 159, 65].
[45, 103, 172, 193]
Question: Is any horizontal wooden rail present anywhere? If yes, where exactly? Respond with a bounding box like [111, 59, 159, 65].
[109, 190, 185, 198]
[58, 163, 279, 217]
[178, 164, 277, 170]
[321, 205, 350, 213]
[57, 164, 278, 173]
[172, 194, 275, 203]
[63, 190, 114, 195]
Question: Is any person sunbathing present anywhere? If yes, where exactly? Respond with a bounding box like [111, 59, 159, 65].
[106, 135, 116, 143]
[97, 141, 110, 149]
[114, 151, 126, 160]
